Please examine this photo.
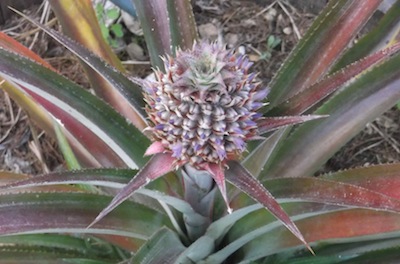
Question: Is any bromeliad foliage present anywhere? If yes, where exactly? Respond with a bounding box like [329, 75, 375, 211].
[0, 0, 400, 263]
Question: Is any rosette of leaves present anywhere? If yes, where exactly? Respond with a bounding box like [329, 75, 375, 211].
[0, 0, 400, 263]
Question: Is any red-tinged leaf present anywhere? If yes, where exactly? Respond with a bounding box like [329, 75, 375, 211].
[332, 1, 400, 72]
[0, 171, 80, 193]
[47, 1, 147, 130]
[167, 0, 198, 51]
[264, 177, 400, 213]
[268, 0, 383, 106]
[0, 33, 105, 166]
[0, 168, 204, 232]
[258, 115, 328, 134]
[0, 169, 132, 191]
[323, 163, 400, 199]
[0, 192, 170, 242]
[0, 48, 150, 168]
[204, 163, 232, 214]
[269, 42, 400, 116]
[225, 161, 313, 254]
[0, 82, 104, 167]
[88, 153, 175, 228]
[132, 0, 171, 69]
[263, 50, 400, 179]
[13, 8, 148, 130]
[0, 32, 52, 68]
[228, 207, 400, 262]
[144, 141, 165, 156]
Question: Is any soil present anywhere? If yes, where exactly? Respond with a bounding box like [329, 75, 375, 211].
[0, 0, 399, 175]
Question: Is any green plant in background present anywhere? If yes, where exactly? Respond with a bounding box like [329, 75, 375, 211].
[0, 0, 399, 263]
[260, 35, 281, 61]
[95, 1, 124, 48]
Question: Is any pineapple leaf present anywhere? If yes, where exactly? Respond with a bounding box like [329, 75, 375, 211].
[167, 0, 198, 52]
[0, 192, 170, 240]
[0, 168, 205, 224]
[225, 161, 313, 254]
[235, 207, 400, 262]
[0, 47, 150, 168]
[88, 153, 175, 228]
[132, 0, 171, 69]
[263, 177, 400, 213]
[263, 50, 400, 179]
[0, 234, 122, 262]
[332, 0, 400, 72]
[48, 0, 125, 71]
[268, 0, 383, 106]
[131, 227, 186, 263]
[12, 7, 148, 130]
[258, 115, 328, 134]
[268, 42, 400, 116]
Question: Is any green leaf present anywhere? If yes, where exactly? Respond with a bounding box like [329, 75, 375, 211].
[99, 23, 109, 39]
[0, 234, 122, 261]
[131, 227, 186, 263]
[106, 8, 120, 20]
[110, 23, 124, 38]
[175, 204, 262, 263]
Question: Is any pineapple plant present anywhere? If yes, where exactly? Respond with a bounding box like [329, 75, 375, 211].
[0, 0, 399, 263]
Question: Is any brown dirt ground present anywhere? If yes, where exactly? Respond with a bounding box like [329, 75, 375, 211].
[0, 0, 399, 175]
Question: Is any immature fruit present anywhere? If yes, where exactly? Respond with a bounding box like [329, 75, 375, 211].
[144, 42, 268, 168]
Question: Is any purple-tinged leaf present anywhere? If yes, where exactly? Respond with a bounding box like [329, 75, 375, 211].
[12, 8, 148, 130]
[225, 161, 313, 254]
[88, 153, 175, 228]
[258, 115, 327, 134]
[269, 43, 400, 116]
[268, 0, 383, 106]
[132, 0, 171, 69]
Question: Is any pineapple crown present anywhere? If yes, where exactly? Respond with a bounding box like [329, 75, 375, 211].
[144, 42, 268, 168]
